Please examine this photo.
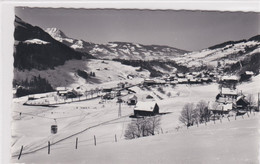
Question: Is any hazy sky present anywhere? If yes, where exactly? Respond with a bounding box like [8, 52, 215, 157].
[15, 7, 259, 51]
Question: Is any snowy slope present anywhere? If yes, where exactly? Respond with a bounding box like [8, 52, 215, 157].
[24, 39, 50, 45]
[14, 59, 150, 89]
[11, 110, 259, 164]
[176, 37, 260, 69]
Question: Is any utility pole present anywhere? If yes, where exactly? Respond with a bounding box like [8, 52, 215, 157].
[257, 92, 259, 111]
[118, 98, 122, 117]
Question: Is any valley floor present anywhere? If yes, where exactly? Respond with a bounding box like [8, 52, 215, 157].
[10, 75, 260, 163]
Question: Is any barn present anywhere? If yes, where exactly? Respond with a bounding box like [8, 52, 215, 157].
[127, 95, 138, 105]
[236, 95, 249, 110]
[134, 101, 159, 116]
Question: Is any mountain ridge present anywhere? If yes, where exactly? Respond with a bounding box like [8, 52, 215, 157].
[45, 27, 189, 60]
[14, 16, 94, 70]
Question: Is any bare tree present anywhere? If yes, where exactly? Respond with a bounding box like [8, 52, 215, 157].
[179, 103, 196, 127]
[146, 116, 161, 135]
[195, 100, 210, 123]
[124, 116, 161, 139]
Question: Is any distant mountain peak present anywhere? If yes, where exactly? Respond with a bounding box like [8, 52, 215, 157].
[45, 27, 68, 40]
[45, 27, 75, 44]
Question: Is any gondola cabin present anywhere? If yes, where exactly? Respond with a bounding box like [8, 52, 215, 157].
[51, 125, 58, 134]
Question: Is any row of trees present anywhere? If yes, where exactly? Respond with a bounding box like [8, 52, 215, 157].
[124, 116, 161, 139]
[179, 100, 210, 127]
[77, 70, 96, 80]
[14, 75, 54, 97]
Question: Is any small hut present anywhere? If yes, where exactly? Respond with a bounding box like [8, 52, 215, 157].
[127, 95, 138, 105]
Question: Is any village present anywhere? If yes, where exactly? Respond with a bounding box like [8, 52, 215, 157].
[22, 69, 258, 123]
[11, 67, 260, 163]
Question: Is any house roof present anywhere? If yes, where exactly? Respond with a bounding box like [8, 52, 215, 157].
[221, 88, 237, 95]
[236, 95, 249, 104]
[245, 71, 254, 75]
[56, 87, 67, 91]
[177, 73, 185, 77]
[178, 78, 188, 82]
[144, 79, 155, 83]
[59, 90, 68, 94]
[128, 95, 137, 100]
[134, 101, 158, 112]
[221, 75, 239, 81]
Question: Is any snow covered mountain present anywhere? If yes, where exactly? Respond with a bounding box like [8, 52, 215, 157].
[45, 28, 74, 44]
[176, 35, 260, 74]
[45, 27, 188, 60]
[13, 16, 91, 70]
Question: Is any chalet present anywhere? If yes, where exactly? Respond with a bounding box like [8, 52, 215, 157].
[240, 71, 254, 81]
[187, 78, 199, 84]
[245, 71, 254, 76]
[127, 95, 138, 105]
[146, 95, 154, 99]
[56, 87, 68, 96]
[208, 102, 233, 115]
[176, 73, 185, 78]
[102, 93, 114, 100]
[143, 79, 156, 86]
[102, 88, 113, 93]
[73, 86, 86, 96]
[66, 91, 78, 98]
[192, 72, 200, 77]
[134, 101, 159, 116]
[177, 78, 188, 84]
[201, 77, 212, 83]
[235, 95, 249, 110]
[219, 88, 238, 103]
[221, 75, 239, 83]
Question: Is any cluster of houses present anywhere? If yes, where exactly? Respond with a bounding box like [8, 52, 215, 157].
[143, 71, 216, 86]
[56, 86, 100, 99]
[208, 87, 250, 115]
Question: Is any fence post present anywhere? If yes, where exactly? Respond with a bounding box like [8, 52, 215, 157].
[76, 137, 78, 149]
[227, 117, 230, 122]
[94, 135, 96, 146]
[115, 134, 117, 142]
[242, 115, 244, 119]
[48, 141, 50, 154]
[247, 112, 249, 118]
[220, 118, 222, 123]
[18, 146, 23, 160]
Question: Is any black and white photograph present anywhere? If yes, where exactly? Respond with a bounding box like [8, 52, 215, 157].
[1, 1, 260, 164]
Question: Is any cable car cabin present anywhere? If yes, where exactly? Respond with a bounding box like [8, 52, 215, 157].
[51, 125, 58, 134]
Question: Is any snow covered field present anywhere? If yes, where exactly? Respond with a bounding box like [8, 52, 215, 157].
[11, 112, 260, 164]
[10, 75, 260, 163]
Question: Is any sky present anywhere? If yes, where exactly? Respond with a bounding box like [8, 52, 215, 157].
[15, 7, 259, 51]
